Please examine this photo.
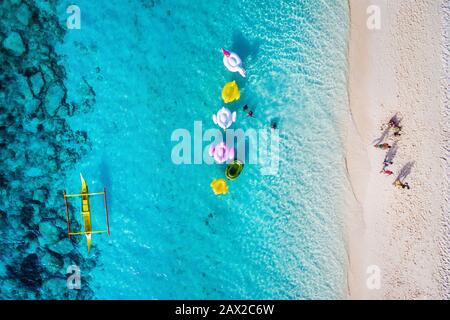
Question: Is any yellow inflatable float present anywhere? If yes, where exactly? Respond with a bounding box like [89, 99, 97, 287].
[221, 81, 240, 103]
[210, 178, 228, 195]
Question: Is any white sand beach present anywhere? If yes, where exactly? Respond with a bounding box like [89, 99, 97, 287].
[345, 0, 450, 299]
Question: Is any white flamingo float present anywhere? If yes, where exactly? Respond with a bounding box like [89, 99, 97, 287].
[212, 107, 236, 130]
[222, 48, 246, 77]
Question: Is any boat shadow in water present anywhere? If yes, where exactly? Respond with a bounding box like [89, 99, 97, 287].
[99, 157, 113, 209]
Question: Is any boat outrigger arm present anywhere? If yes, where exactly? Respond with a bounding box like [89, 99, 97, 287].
[63, 174, 110, 252]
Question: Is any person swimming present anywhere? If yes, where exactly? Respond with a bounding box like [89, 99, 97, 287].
[243, 104, 248, 111]
[271, 122, 277, 130]
[247, 110, 254, 117]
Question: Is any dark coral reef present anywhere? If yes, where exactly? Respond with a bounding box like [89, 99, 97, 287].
[1, 0, 97, 299]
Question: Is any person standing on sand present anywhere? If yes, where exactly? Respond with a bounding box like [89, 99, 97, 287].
[375, 143, 391, 150]
[383, 154, 393, 166]
[381, 159, 393, 173]
[388, 115, 403, 136]
[394, 180, 410, 189]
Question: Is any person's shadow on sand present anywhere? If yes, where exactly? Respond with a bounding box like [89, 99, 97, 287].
[373, 126, 390, 145]
[385, 141, 398, 163]
[395, 161, 415, 182]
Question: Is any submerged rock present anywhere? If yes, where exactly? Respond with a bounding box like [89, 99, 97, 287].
[23, 99, 40, 115]
[42, 278, 67, 298]
[22, 118, 41, 134]
[0, 209, 7, 229]
[24, 166, 44, 178]
[16, 3, 32, 26]
[2, 31, 25, 56]
[7, 253, 43, 290]
[29, 72, 44, 96]
[50, 238, 74, 256]
[44, 83, 65, 116]
[41, 250, 64, 274]
[39, 220, 61, 245]
[15, 74, 34, 104]
[20, 205, 38, 226]
[32, 188, 47, 203]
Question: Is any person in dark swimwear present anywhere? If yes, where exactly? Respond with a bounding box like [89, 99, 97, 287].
[247, 110, 254, 117]
[384, 160, 393, 166]
[271, 122, 277, 130]
[243, 104, 248, 111]
[381, 159, 393, 172]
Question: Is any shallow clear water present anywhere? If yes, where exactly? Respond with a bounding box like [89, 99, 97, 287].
[56, 0, 349, 299]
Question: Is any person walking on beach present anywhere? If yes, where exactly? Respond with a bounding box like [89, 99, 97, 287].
[380, 114, 402, 136]
[388, 115, 403, 136]
[394, 180, 410, 189]
[381, 160, 393, 173]
[393, 126, 402, 137]
[375, 143, 391, 150]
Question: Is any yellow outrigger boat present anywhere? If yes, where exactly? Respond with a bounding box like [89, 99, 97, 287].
[63, 174, 110, 252]
[80, 174, 92, 251]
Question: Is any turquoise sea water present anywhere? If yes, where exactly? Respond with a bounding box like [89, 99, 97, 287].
[1, 0, 349, 299]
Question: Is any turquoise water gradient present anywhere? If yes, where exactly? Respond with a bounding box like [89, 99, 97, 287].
[57, 0, 349, 299]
